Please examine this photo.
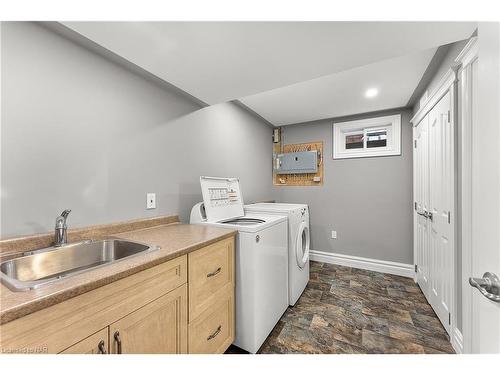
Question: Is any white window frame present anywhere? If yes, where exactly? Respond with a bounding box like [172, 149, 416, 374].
[333, 114, 401, 159]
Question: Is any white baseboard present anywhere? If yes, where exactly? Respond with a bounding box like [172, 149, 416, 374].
[309, 250, 415, 278]
[451, 328, 463, 354]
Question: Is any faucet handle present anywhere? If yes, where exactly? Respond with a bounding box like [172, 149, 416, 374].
[56, 209, 71, 228]
[60, 209, 71, 219]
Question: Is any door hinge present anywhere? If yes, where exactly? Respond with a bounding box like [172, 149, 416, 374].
[449, 312, 451, 325]
[414, 140, 417, 148]
[414, 202, 417, 211]
[415, 264, 418, 273]
[447, 110, 451, 123]
[448, 211, 451, 224]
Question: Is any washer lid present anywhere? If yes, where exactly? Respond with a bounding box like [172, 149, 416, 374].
[200, 176, 244, 222]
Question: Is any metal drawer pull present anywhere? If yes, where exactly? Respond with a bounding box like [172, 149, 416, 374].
[98, 339, 107, 354]
[207, 325, 222, 341]
[207, 267, 221, 278]
[114, 331, 122, 354]
[469, 272, 500, 302]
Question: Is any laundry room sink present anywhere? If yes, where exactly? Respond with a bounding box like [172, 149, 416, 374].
[0, 239, 160, 291]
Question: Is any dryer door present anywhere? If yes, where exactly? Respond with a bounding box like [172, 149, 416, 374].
[296, 221, 310, 269]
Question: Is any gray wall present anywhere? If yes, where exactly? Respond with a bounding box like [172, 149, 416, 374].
[273, 108, 413, 264]
[1, 22, 273, 238]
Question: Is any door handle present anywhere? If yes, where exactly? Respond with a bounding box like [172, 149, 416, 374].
[469, 272, 500, 302]
[114, 331, 122, 354]
[416, 210, 433, 221]
[416, 210, 427, 218]
[98, 339, 107, 354]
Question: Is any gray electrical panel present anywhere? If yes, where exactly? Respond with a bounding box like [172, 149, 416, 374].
[274, 150, 318, 174]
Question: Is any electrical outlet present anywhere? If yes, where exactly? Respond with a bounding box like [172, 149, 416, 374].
[146, 193, 156, 209]
[331, 230, 337, 239]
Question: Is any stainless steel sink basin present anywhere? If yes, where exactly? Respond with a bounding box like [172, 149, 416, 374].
[0, 239, 160, 291]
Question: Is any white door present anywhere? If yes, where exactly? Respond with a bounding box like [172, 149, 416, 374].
[469, 23, 500, 353]
[428, 91, 454, 335]
[414, 115, 431, 300]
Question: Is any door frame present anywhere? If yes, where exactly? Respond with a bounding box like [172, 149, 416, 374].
[455, 37, 478, 354]
[410, 62, 460, 349]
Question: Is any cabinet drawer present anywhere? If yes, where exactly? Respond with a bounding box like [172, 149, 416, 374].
[60, 328, 109, 354]
[188, 238, 234, 321]
[188, 287, 234, 354]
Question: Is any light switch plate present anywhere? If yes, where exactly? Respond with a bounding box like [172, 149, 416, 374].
[331, 230, 337, 239]
[146, 193, 156, 209]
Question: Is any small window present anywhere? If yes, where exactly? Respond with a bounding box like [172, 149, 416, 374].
[366, 128, 387, 148]
[333, 114, 401, 159]
[345, 131, 364, 149]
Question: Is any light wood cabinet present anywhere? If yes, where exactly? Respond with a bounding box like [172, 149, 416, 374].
[60, 328, 109, 354]
[0, 255, 187, 354]
[109, 285, 187, 354]
[0, 236, 235, 355]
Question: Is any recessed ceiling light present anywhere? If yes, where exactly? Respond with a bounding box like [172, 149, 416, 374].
[365, 88, 379, 98]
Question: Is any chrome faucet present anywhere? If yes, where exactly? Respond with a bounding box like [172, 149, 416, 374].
[54, 209, 71, 246]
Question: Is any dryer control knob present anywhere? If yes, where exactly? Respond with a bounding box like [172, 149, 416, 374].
[255, 235, 260, 243]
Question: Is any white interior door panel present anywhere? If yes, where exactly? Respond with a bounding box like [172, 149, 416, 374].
[414, 115, 431, 300]
[414, 90, 454, 336]
[428, 91, 454, 334]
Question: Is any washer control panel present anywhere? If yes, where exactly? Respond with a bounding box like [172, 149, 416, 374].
[208, 187, 239, 207]
[200, 176, 244, 222]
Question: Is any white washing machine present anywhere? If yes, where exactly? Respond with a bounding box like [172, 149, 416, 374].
[190, 177, 288, 353]
[245, 203, 310, 306]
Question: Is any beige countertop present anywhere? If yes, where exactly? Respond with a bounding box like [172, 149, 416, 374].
[0, 222, 236, 325]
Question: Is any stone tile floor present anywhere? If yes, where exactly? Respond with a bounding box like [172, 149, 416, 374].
[227, 261, 454, 354]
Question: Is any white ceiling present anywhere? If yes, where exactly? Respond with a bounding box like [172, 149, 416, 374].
[240, 48, 437, 126]
[62, 22, 476, 108]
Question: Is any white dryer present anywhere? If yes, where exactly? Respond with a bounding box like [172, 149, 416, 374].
[190, 177, 288, 353]
[245, 203, 310, 306]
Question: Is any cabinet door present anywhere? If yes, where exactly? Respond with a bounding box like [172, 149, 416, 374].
[60, 328, 109, 354]
[110, 284, 187, 354]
